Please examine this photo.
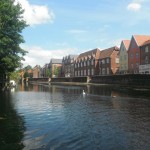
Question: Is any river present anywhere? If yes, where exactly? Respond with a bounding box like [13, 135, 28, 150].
[0, 83, 150, 150]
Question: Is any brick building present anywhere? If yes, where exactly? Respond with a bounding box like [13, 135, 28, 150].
[74, 48, 100, 77]
[62, 55, 78, 77]
[128, 35, 150, 74]
[99, 46, 119, 75]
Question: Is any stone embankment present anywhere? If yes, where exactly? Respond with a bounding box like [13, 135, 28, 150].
[27, 74, 150, 88]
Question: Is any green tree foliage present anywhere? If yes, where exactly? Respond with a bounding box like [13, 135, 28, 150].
[46, 68, 51, 77]
[23, 71, 29, 78]
[9, 70, 20, 81]
[54, 67, 60, 77]
[0, 0, 28, 75]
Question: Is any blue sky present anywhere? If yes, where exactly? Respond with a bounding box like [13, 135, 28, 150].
[15, 0, 150, 67]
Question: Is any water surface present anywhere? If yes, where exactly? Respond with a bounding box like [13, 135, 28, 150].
[0, 83, 150, 150]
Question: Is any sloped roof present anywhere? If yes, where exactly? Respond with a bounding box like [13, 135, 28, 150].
[78, 48, 100, 59]
[99, 46, 119, 59]
[133, 35, 150, 46]
[69, 54, 78, 59]
[51, 58, 62, 64]
[122, 40, 130, 50]
[140, 40, 150, 47]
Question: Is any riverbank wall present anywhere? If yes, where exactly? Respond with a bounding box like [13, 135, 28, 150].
[28, 74, 150, 87]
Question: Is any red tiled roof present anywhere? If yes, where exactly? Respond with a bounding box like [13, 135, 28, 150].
[140, 40, 150, 46]
[99, 46, 119, 59]
[122, 40, 130, 50]
[133, 35, 150, 46]
[77, 48, 100, 59]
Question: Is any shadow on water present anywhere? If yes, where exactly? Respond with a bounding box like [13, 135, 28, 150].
[0, 91, 25, 150]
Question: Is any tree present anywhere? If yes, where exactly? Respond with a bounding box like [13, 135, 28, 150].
[23, 71, 29, 78]
[9, 70, 20, 81]
[0, 0, 28, 75]
[46, 68, 51, 77]
[54, 67, 60, 77]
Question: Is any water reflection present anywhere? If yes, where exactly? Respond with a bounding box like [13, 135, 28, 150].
[0, 91, 25, 150]
[1, 83, 150, 150]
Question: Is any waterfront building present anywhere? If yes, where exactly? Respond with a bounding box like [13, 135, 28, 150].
[62, 55, 78, 77]
[74, 48, 100, 77]
[33, 65, 41, 78]
[128, 35, 150, 74]
[139, 40, 150, 74]
[99, 46, 119, 75]
[119, 40, 130, 74]
[40, 63, 49, 78]
[48, 59, 62, 78]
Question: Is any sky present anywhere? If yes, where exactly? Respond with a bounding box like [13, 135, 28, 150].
[15, 0, 150, 67]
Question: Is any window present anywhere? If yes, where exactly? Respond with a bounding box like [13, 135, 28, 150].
[81, 70, 83, 76]
[91, 69, 94, 75]
[102, 68, 105, 75]
[78, 71, 80, 76]
[87, 60, 90, 66]
[84, 61, 86, 66]
[75, 71, 77, 76]
[116, 58, 119, 63]
[130, 54, 133, 58]
[106, 58, 109, 63]
[136, 63, 139, 68]
[102, 59, 105, 64]
[145, 46, 149, 53]
[99, 60, 101, 66]
[107, 67, 109, 74]
[99, 68, 101, 75]
[131, 64, 133, 69]
[78, 63, 80, 68]
[145, 56, 149, 63]
[136, 53, 139, 58]
[84, 70, 86, 76]
[88, 69, 90, 75]
[91, 59, 94, 65]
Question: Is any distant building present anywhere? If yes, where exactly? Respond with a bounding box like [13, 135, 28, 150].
[62, 55, 78, 77]
[74, 48, 100, 76]
[33, 65, 41, 78]
[139, 40, 150, 74]
[128, 35, 150, 74]
[40, 63, 49, 78]
[48, 59, 62, 78]
[119, 40, 130, 74]
[99, 46, 119, 75]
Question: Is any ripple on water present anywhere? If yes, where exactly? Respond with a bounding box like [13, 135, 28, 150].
[9, 85, 150, 150]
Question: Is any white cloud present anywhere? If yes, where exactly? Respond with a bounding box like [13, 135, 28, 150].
[15, 0, 55, 26]
[127, 3, 141, 11]
[21, 46, 75, 67]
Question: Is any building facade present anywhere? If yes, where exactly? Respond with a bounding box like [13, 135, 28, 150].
[119, 40, 130, 74]
[62, 55, 78, 77]
[48, 59, 62, 78]
[128, 35, 150, 74]
[99, 46, 119, 75]
[33, 65, 41, 78]
[40, 63, 49, 78]
[74, 48, 100, 77]
[139, 40, 150, 74]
